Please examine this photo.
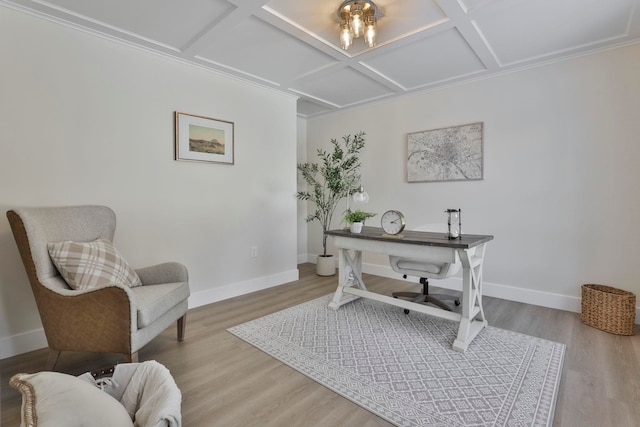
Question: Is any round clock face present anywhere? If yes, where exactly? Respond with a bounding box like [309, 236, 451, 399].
[381, 210, 406, 235]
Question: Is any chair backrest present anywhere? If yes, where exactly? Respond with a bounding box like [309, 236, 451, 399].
[389, 223, 461, 279]
[7, 206, 116, 286]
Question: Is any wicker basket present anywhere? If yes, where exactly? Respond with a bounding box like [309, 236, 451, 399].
[581, 284, 636, 335]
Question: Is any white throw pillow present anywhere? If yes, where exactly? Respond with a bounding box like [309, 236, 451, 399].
[9, 371, 135, 427]
[48, 238, 141, 289]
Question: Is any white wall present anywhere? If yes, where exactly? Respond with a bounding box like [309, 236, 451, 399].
[296, 116, 308, 264]
[305, 43, 640, 316]
[0, 7, 299, 358]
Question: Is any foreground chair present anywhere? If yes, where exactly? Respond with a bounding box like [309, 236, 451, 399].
[7, 205, 190, 369]
[10, 360, 182, 427]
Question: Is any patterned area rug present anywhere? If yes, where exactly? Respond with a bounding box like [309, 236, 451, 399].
[228, 295, 565, 427]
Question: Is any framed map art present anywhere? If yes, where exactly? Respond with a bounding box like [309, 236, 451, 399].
[407, 122, 483, 183]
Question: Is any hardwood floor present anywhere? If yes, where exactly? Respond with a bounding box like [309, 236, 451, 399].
[2, 263, 640, 426]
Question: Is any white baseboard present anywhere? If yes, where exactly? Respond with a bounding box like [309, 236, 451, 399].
[363, 262, 581, 311]
[5, 259, 637, 359]
[0, 328, 47, 360]
[188, 269, 300, 309]
[292, 255, 640, 323]
[0, 269, 300, 360]
[362, 262, 640, 323]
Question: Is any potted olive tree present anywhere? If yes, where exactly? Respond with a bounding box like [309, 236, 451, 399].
[344, 209, 376, 234]
[297, 132, 366, 276]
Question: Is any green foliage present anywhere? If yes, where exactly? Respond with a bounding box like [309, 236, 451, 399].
[297, 132, 366, 256]
[343, 209, 376, 224]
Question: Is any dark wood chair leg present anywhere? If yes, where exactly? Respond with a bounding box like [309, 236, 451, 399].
[46, 349, 61, 371]
[177, 314, 186, 341]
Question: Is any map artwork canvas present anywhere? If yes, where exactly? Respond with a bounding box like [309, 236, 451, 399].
[407, 122, 483, 182]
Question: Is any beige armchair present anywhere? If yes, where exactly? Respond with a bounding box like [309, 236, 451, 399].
[6, 205, 190, 369]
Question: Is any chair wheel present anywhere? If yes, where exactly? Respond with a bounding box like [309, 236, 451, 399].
[404, 309, 410, 314]
[454, 300, 461, 306]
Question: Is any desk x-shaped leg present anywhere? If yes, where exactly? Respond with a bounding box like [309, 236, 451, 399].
[328, 249, 365, 309]
[452, 243, 488, 352]
[328, 243, 489, 352]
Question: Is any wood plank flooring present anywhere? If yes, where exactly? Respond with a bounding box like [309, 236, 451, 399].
[2, 263, 640, 426]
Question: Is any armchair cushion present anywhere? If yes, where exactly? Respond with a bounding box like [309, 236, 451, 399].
[133, 283, 191, 328]
[10, 371, 135, 427]
[48, 238, 142, 290]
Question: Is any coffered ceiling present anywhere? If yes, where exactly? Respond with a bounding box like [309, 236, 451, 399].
[3, 0, 639, 118]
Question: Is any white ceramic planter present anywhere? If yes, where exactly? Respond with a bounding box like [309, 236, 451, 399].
[350, 222, 363, 233]
[316, 255, 336, 276]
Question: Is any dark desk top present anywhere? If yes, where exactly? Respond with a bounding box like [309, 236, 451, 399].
[326, 226, 493, 249]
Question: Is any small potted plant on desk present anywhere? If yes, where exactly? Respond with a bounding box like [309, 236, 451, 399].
[344, 209, 376, 234]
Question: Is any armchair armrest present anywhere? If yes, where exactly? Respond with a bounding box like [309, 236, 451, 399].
[37, 278, 136, 354]
[135, 262, 188, 286]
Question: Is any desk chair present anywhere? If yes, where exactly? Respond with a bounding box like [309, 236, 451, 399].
[389, 224, 461, 312]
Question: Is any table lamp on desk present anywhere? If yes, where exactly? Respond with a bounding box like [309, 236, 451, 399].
[346, 185, 369, 213]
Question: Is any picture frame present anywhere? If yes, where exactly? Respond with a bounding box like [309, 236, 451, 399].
[175, 111, 234, 164]
[407, 122, 483, 183]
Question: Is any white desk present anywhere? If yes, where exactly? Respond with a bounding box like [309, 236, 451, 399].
[326, 227, 494, 352]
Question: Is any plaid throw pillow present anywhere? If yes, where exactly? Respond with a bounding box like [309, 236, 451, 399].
[48, 239, 141, 290]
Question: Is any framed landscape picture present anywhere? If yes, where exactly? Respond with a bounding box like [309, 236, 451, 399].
[175, 111, 234, 164]
[407, 122, 483, 182]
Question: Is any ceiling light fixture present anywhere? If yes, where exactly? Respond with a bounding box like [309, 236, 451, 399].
[337, 0, 379, 50]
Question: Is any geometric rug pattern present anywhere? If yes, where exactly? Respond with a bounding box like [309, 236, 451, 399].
[228, 295, 565, 427]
